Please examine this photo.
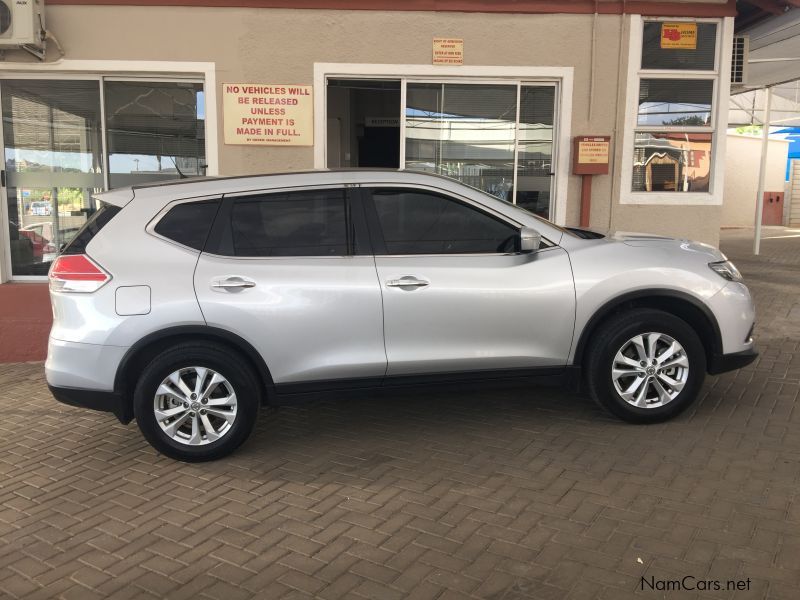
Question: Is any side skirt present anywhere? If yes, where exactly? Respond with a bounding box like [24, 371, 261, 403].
[269, 366, 575, 406]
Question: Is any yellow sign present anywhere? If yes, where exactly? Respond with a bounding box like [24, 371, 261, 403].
[660, 23, 697, 50]
[223, 83, 313, 146]
[577, 138, 610, 165]
[433, 38, 464, 65]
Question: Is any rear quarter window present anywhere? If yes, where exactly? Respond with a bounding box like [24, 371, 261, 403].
[62, 204, 122, 255]
[154, 199, 221, 251]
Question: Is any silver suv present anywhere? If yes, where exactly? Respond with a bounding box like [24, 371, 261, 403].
[46, 170, 756, 461]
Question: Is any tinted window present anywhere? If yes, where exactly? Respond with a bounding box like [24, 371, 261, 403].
[62, 204, 121, 255]
[371, 189, 517, 255]
[230, 189, 348, 257]
[154, 199, 220, 250]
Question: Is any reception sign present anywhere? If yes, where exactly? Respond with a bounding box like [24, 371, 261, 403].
[223, 83, 313, 146]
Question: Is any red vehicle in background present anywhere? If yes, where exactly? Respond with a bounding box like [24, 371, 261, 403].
[13, 221, 56, 261]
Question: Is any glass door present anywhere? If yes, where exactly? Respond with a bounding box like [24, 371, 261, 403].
[1, 77, 207, 279]
[402, 81, 556, 218]
[405, 83, 517, 202]
[516, 85, 556, 217]
[2, 79, 104, 276]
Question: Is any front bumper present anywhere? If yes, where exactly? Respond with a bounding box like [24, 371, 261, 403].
[48, 384, 133, 424]
[707, 347, 758, 375]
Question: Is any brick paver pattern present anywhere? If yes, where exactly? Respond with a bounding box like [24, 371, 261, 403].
[0, 229, 798, 600]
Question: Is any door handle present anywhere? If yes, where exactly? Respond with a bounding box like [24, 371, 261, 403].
[212, 277, 256, 290]
[386, 276, 430, 289]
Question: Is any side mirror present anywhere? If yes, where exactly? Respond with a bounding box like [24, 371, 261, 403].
[519, 226, 542, 253]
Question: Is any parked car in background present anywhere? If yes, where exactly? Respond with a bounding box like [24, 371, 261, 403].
[14, 221, 55, 261]
[20, 222, 55, 243]
[29, 201, 52, 216]
[46, 171, 757, 461]
[21, 222, 81, 257]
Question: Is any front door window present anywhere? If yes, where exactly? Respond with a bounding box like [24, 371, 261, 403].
[369, 188, 518, 254]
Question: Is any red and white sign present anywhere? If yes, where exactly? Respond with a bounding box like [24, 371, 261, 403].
[223, 83, 313, 146]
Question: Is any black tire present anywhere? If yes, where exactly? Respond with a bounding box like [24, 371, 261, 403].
[585, 308, 706, 423]
[133, 342, 260, 461]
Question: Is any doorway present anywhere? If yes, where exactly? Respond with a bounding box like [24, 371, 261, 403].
[326, 79, 400, 169]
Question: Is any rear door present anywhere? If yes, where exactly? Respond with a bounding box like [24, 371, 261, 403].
[194, 186, 386, 386]
[363, 186, 576, 376]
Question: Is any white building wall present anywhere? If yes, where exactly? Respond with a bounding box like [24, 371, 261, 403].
[722, 134, 790, 227]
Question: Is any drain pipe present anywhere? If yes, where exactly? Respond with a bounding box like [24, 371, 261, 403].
[608, 0, 627, 233]
[753, 86, 772, 255]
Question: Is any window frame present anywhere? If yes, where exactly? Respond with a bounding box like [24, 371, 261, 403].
[361, 184, 528, 257]
[203, 185, 370, 259]
[620, 15, 734, 206]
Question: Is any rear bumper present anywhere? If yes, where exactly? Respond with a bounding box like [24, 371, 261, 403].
[45, 337, 128, 391]
[708, 347, 758, 375]
[48, 384, 133, 424]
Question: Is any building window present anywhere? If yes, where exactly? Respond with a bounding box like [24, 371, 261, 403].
[2, 77, 206, 277]
[105, 81, 205, 188]
[326, 77, 558, 219]
[404, 82, 556, 217]
[630, 20, 720, 195]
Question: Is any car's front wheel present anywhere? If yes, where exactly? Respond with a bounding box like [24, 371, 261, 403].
[585, 308, 706, 423]
[133, 343, 260, 461]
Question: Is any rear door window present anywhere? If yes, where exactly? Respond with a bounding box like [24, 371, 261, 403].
[226, 188, 349, 257]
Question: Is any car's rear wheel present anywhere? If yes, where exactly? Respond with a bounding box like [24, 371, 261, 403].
[133, 343, 260, 461]
[585, 308, 706, 423]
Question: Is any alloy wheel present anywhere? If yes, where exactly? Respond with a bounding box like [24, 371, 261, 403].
[153, 366, 238, 445]
[611, 332, 689, 409]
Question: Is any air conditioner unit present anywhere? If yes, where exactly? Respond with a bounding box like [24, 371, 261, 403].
[731, 35, 749, 85]
[0, 0, 45, 49]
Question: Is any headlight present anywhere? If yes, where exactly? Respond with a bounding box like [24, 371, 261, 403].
[709, 260, 742, 282]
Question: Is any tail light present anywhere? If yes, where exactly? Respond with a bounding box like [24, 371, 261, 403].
[49, 254, 111, 293]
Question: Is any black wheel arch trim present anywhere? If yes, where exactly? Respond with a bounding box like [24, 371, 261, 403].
[113, 325, 276, 403]
[572, 288, 723, 370]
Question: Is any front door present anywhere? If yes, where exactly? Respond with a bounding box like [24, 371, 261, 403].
[363, 186, 575, 376]
[194, 186, 386, 386]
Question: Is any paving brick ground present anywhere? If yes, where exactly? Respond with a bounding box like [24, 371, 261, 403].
[0, 228, 798, 600]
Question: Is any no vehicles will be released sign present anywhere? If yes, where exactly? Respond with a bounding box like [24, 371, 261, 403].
[223, 83, 313, 146]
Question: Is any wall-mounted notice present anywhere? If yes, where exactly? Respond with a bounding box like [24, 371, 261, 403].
[433, 38, 464, 65]
[573, 136, 611, 175]
[660, 23, 697, 50]
[223, 83, 313, 146]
